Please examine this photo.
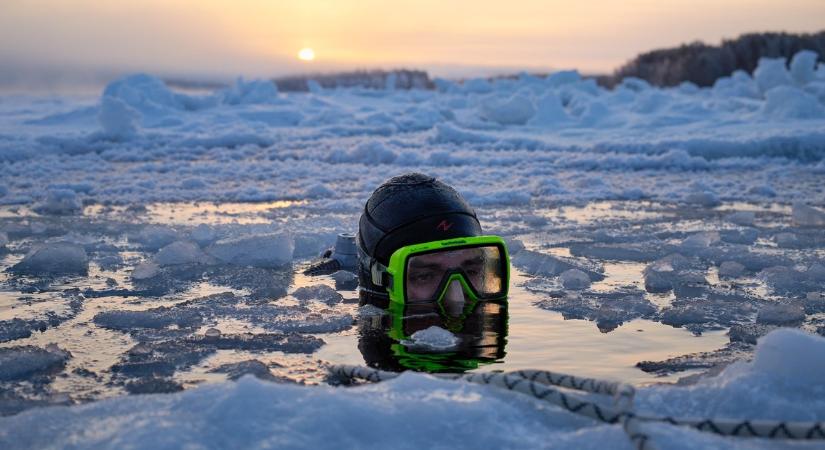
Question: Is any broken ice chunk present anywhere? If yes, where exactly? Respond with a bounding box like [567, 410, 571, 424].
[724, 211, 755, 226]
[560, 269, 591, 290]
[206, 233, 294, 268]
[93, 308, 203, 331]
[125, 378, 183, 395]
[680, 232, 720, 252]
[210, 360, 294, 383]
[718, 261, 746, 279]
[190, 224, 218, 247]
[154, 241, 212, 266]
[131, 225, 181, 251]
[756, 303, 806, 326]
[132, 261, 161, 280]
[792, 203, 825, 227]
[331, 270, 358, 290]
[683, 191, 720, 207]
[32, 189, 83, 215]
[643, 253, 696, 293]
[0, 344, 71, 381]
[774, 232, 800, 248]
[292, 284, 343, 305]
[11, 242, 89, 276]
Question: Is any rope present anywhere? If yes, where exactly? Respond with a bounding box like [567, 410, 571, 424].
[329, 364, 825, 450]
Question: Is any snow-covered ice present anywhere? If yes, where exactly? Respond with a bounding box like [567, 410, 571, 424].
[1, 50, 825, 448]
[0, 329, 823, 449]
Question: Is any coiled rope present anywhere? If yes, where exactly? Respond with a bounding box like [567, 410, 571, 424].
[329, 364, 825, 450]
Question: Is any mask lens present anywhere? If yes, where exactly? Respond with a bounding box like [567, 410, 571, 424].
[405, 245, 504, 302]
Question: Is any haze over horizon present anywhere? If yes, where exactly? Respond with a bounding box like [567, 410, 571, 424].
[2, 0, 824, 90]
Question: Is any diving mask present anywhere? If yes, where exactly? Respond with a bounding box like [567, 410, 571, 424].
[370, 235, 510, 310]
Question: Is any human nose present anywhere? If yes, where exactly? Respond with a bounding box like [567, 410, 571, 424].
[442, 279, 465, 316]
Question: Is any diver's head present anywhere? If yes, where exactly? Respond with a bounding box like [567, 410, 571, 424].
[357, 173, 482, 307]
[357, 172, 512, 313]
[356, 173, 511, 373]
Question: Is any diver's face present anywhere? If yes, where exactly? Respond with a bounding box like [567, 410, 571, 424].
[406, 248, 484, 314]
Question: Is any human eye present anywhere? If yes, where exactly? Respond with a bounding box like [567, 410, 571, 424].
[410, 271, 437, 283]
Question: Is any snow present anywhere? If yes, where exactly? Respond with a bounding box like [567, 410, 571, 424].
[97, 96, 140, 139]
[480, 94, 536, 125]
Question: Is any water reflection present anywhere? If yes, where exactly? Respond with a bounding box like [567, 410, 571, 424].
[358, 300, 508, 373]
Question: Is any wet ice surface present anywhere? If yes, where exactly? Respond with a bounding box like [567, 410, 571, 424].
[1, 198, 823, 417]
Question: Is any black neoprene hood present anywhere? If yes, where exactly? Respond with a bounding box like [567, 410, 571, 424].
[357, 173, 482, 265]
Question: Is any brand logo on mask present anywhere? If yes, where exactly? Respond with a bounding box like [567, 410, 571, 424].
[436, 219, 453, 231]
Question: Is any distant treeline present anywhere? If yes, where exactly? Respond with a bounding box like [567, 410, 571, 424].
[601, 31, 825, 88]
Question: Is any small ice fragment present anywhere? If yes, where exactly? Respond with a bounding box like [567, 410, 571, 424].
[305, 183, 335, 199]
[747, 185, 777, 197]
[404, 326, 459, 351]
[560, 269, 591, 290]
[681, 232, 720, 250]
[718, 261, 745, 279]
[807, 263, 825, 282]
[357, 304, 386, 319]
[190, 224, 217, 247]
[724, 211, 755, 226]
[792, 203, 825, 227]
[774, 232, 799, 248]
[756, 303, 806, 325]
[292, 284, 343, 305]
[132, 225, 180, 251]
[33, 189, 83, 215]
[11, 242, 89, 276]
[132, 261, 161, 280]
[154, 241, 210, 266]
[331, 270, 358, 290]
[210, 360, 282, 382]
[644, 269, 672, 293]
[683, 191, 720, 207]
[0, 345, 71, 381]
[204, 328, 221, 338]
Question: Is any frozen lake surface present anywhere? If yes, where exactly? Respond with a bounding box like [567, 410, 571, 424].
[1, 53, 825, 448]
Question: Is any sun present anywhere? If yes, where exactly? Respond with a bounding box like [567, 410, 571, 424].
[298, 48, 315, 62]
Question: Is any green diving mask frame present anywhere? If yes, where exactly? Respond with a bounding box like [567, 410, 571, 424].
[371, 235, 510, 316]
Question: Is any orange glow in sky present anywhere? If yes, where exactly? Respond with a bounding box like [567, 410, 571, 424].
[1, 0, 823, 78]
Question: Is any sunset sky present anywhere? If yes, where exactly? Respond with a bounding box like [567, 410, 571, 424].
[2, 0, 824, 80]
